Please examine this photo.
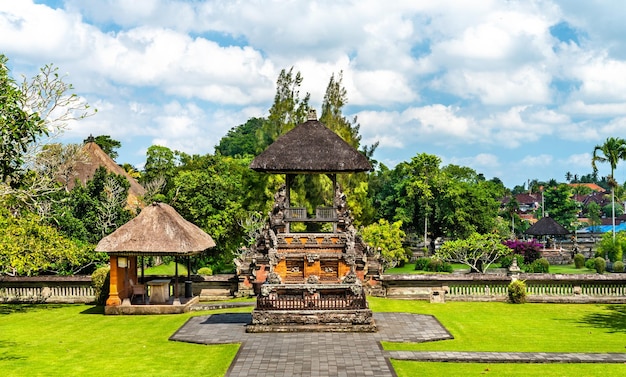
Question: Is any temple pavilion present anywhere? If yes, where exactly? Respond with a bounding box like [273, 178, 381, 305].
[238, 109, 380, 332]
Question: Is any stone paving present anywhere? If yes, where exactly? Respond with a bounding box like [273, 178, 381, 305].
[170, 312, 626, 377]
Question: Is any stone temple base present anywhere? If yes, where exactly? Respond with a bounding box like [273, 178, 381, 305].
[246, 308, 377, 333]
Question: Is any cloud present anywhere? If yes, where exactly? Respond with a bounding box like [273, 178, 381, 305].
[520, 154, 554, 167]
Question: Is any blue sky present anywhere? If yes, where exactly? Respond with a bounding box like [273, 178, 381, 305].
[2, 0, 626, 188]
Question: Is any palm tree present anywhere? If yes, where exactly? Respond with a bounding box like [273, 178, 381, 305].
[591, 137, 626, 239]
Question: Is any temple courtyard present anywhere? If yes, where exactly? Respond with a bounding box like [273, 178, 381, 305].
[170, 311, 626, 377]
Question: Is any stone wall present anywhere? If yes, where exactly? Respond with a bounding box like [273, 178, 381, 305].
[377, 273, 626, 303]
[0, 276, 95, 304]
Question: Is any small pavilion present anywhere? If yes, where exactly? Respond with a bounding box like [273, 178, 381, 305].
[96, 202, 215, 314]
[239, 109, 380, 332]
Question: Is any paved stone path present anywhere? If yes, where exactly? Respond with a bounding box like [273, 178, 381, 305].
[170, 312, 626, 377]
[387, 350, 626, 363]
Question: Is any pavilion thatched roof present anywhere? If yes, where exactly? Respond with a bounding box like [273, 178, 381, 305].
[95, 202, 216, 256]
[524, 216, 570, 236]
[250, 114, 372, 173]
[68, 141, 146, 208]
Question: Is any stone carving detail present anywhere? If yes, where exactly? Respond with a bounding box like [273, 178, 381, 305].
[349, 283, 362, 296]
[306, 254, 318, 264]
[267, 272, 282, 284]
[343, 253, 356, 266]
[260, 284, 272, 297]
[306, 275, 320, 284]
[270, 184, 287, 228]
[342, 273, 357, 284]
[334, 184, 352, 230]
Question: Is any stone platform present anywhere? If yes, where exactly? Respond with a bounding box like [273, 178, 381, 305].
[247, 308, 377, 333]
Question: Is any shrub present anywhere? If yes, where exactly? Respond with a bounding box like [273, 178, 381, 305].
[499, 254, 525, 269]
[525, 258, 550, 273]
[502, 239, 543, 264]
[613, 261, 624, 273]
[197, 267, 213, 276]
[585, 258, 596, 270]
[91, 266, 110, 306]
[414, 257, 431, 271]
[596, 231, 625, 262]
[594, 257, 606, 274]
[508, 279, 527, 304]
[573, 253, 585, 269]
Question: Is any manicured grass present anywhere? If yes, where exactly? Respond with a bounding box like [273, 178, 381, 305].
[370, 298, 626, 353]
[143, 262, 188, 276]
[549, 263, 597, 274]
[369, 298, 626, 377]
[1, 300, 624, 376]
[0, 304, 240, 377]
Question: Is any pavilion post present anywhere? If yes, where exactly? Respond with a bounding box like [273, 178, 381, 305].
[174, 256, 179, 299]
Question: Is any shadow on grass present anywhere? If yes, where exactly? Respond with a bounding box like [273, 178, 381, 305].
[579, 305, 626, 334]
[0, 340, 26, 362]
[0, 304, 65, 315]
[80, 306, 104, 315]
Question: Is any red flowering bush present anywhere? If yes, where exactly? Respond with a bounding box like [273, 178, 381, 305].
[503, 239, 543, 264]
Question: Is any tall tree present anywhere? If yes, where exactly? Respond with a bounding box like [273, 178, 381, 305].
[0, 54, 94, 210]
[0, 54, 44, 183]
[319, 71, 378, 225]
[542, 184, 579, 231]
[90, 135, 121, 160]
[592, 136, 626, 239]
[142, 145, 177, 200]
[257, 67, 310, 152]
[215, 117, 265, 157]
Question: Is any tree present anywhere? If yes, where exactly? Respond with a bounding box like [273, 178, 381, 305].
[169, 154, 256, 272]
[90, 135, 121, 160]
[542, 184, 579, 231]
[379, 153, 504, 248]
[1, 54, 94, 210]
[592, 136, 626, 239]
[585, 201, 602, 231]
[256, 67, 310, 152]
[0, 207, 103, 276]
[51, 166, 131, 244]
[596, 231, 626, 262]
[215, 117, 265, 157]
[319, 71, 378, 225]
[435, 233, 509, 273]
[360, 219, 407, 269]
[142, 145, 177, 200]
[0, 54, 44, 183]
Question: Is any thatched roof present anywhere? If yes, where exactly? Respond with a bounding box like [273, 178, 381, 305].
[524, 216, 570, 236]
[250, 114, 372, 173]
[67, 141, 146, 208]
[95, 202, 216, 256]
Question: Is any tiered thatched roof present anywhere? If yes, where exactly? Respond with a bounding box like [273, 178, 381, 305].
[250, 113, 372, 173]
[525, 216, 570, 236]
[68, 141, 146, 208]
[95, 202, 215, 256]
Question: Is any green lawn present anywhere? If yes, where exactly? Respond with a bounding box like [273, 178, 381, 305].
[1, 300, 624, 376]
[0, 304, 242, 377]
[142, 262, 188, 276]
[369, 298, 626, 377]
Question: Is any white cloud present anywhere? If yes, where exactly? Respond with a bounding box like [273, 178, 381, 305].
[520, 154, 554, 167]
[3, 0, 626, 189]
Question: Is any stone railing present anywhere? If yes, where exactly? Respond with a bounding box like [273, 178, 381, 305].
[0, 276, 95, 304]
[377, 273, 626, 303]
